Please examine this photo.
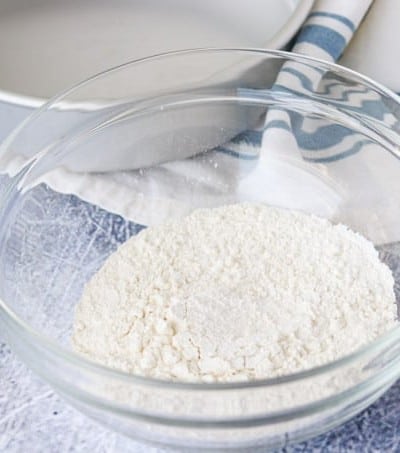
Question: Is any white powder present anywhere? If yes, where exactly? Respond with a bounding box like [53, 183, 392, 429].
[72, 203, 398, 382]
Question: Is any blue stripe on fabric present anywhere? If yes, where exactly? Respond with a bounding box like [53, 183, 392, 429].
[279, 67, 314, 91]
[296, 125, 356, 150]
[296, 25, 347, 60]
[288, 111, 357, 150]
[272, 82, 375, 113]
[215, 145, 259, 160]
[304, 140, 370, 163]
[269, 82, 391, 123]
[308, 12, 355, 32]
[318, 84, 370, 98]
[272, 84, 298, 94]
[330, 99, 391, 121]
[231, 129, 263, 145]
[264, 120, 292, 132]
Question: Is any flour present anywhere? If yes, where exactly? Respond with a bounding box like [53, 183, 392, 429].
[72, 203, 398, 382]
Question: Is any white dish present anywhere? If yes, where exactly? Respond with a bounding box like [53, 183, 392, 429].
[0, 0, 312, 105]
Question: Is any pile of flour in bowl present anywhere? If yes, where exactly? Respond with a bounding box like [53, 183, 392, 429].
[72, 203, 398, 382]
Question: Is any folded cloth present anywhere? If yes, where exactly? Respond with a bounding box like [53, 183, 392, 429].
[6, 0, 400, 244]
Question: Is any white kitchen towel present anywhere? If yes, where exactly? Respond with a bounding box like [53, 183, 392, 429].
[5, 0, 400, 243]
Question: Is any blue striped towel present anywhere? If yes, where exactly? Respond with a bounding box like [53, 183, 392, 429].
[234, 0, 376, 161]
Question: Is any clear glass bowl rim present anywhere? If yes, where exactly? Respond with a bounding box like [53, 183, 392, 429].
[1, 47, 400, 391]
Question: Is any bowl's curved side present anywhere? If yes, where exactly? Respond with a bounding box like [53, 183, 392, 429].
[1, 47, 400, 450]
[2, 293, 400, 450]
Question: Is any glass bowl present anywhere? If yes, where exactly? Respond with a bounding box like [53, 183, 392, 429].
[0, 49, 400, 451]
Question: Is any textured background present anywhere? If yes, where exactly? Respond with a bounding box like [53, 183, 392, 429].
[2, 336, 400, 452]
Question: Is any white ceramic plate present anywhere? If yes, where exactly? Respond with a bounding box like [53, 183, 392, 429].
[0, 0, 312, 104]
